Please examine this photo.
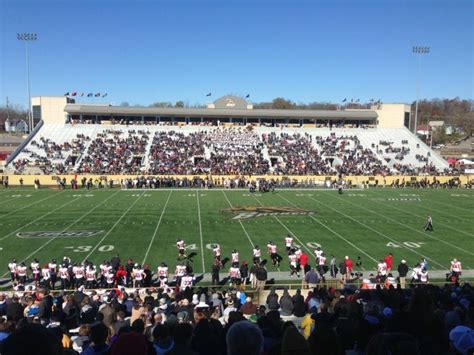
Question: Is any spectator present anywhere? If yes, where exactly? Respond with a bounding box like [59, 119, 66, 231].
[81, 322, 110, 355]
[266, 288, 279, 311]
[167, 323, 196, 355]
[292, 289, 307, 317]
[279, 288, 294, 316]
[152, 323, 174, 354]
[240, 297, 257, 316]
[226, 321, 263, 355]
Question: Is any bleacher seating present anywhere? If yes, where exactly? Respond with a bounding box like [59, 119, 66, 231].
[6, 123, 450, 175]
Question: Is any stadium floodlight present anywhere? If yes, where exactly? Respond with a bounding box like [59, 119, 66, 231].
[412, 46, 430, 135]
[17, 33, 38, 134]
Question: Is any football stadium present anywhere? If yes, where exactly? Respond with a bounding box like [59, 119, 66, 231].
[1, 1, 473, 354]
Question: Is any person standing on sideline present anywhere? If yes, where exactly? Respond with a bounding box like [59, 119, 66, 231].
[330, 255, 338, 278]
[384, 253, 393, 272]
[450, 258, 462, 281]
[424, 215, 433, 231]
[397, 260, 408, 289]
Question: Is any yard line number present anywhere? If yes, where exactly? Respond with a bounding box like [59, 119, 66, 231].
[386, 242, 425, 248]
[65, 245, 114, 252]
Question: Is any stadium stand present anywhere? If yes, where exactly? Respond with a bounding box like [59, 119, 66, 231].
[5, 124, 452, 176]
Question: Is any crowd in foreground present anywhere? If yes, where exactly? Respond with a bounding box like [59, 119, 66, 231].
[0, 278, 473, 354]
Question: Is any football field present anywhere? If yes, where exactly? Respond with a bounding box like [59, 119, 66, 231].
[0, 187, 473, 282]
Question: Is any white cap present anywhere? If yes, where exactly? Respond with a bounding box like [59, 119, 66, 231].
[345, 256, 349, 259]
[401, 260, 406, 263]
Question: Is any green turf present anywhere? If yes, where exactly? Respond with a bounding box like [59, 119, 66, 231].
[0, 187, 473, 280]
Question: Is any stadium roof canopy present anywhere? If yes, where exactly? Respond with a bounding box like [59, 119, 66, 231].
[64, 104, 377, 120]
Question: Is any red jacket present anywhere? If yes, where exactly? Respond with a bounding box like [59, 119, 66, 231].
[384, 255, 393, 269]
[300, 253, 308, 267]
[345, 259, 353, 271]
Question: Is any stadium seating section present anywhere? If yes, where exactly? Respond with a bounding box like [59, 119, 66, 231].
[6, 123, 449, 175]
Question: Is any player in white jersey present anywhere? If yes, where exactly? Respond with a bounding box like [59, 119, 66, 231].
[16, 262, 27, 285]
[318, 252, 327, 276]
[73, 264, 85, 288]
[212, 244, 222, 265]
[59, 264, 70, 290]
[231, 249, 239, 264]
[289, 253, 299, 277]
[8, 259, 17, 283]
[41, 264, 51, 289]
[175, 264, 187, 286]
[176, 239, 186, 258]
[285, 235, 294, 253]
[105, 269, 115, 287]
[30, 259, 40, 285]
[180, 274, 194, 291]
[411, 263, 422, 284]
[294, 248, 302, 260]
[377, 260, 388, 282]
[229, 265, 241, 286]
[253, 245, 262, 263]
[314, 247, 324, 261]
[85, 265, 97, 289]
[132, 265, 145, 288]
[48, 259, 58, 288]
[419, 268, 429, 284]
[450, 258, 462, 276]
[267, 242, 280, 267]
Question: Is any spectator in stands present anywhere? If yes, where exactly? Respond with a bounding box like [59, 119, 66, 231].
[226, 321, 263, 355]
[266, 288, 280, 311]
[279, 288, 294, 316]
[240, 297, 257, 316]
[82, 322, 110, 355]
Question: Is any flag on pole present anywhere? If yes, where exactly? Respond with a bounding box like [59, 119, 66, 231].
[94, 93, 101, 97]
[342, 98, 347, 102]
[81, 93, 84, 97]
[71, 92, 77, 96]
[87, 93, 93, 97]
[206, 92, 212, 97]
[102, 93, 107, 97]
[356, 99, 360, 103]
[245, 94, 250, 98]
[64, 92, 70, 96]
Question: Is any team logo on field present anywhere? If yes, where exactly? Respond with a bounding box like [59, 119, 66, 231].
[16, 230, 104, 239]
[222, 206, 315, 220]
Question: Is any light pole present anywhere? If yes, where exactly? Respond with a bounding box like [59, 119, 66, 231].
[412, 46, 430, 135]
[17, 32, 38, 134]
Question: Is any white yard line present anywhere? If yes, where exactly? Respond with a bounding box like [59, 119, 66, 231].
[307, 196, 445, 269]
[0, 190, 66, 220]
[221, 191, 254, 248]
[82, 191, 146, 262]
[0, 197, 82, 241]
[0, 190, 122, 278]
[367, 190, 474, 238]
[250, 194, 316, 260]
[142, 191, 173, 265]
[327, 192, 474, 258]
[196, 192, 206, 273]
[277, 193, 379, 263]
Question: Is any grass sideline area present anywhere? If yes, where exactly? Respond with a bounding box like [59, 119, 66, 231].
[0, 187, 472, 286]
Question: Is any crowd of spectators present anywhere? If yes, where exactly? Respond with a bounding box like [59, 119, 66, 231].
[148, 131, 207, 175]
[265, 132, 328, 175]
[78, 130, 149, 174]
[0, 281, 472, 354]
[8, 126, 457, 177]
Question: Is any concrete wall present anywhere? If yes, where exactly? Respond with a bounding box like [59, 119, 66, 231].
[375, 104, 410, 128]
[32, 97, 68, 124]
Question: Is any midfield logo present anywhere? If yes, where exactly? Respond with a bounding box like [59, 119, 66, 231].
[16, 230, 104, 238]
[222, 206, 315, 220]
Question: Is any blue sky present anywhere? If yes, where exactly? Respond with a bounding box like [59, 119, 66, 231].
[0, 0, 472, 108]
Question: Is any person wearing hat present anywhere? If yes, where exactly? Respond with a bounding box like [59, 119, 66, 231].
[397, 259, 408, 289]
